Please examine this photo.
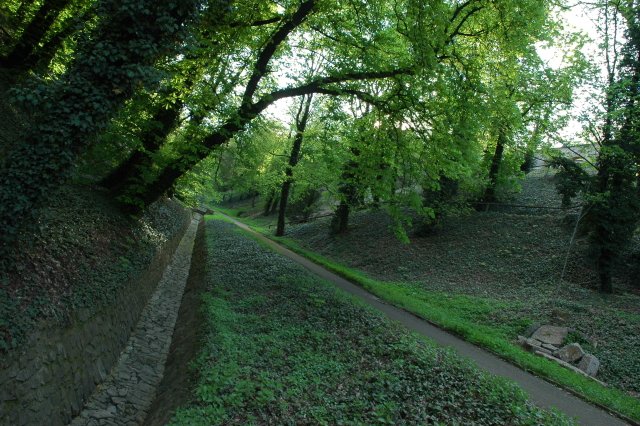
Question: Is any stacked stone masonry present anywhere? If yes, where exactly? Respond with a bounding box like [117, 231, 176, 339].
[70, 215, 200, 425]
[0, 204, 192, 426]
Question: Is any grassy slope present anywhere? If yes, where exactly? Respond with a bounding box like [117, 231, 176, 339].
[212, 171, 640, 422]
[171, 218, 572, 425]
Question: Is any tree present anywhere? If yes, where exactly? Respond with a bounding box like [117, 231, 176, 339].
[111, 0, 557, 218]
[276, 93, 314, 236]
[0, 0, 201, 262]
[553, 0, 640, 293]
[0, 0, 73, 71]
[590, 0, 640, 293]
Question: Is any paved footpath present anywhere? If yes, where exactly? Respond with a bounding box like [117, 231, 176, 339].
[223, 214, 630, 426]
[69, 215, 200, 426]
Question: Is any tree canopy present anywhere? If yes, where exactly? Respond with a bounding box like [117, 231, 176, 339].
[3, 0, 636, 292]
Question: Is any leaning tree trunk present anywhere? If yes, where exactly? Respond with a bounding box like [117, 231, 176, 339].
[0, 0, 72, 71]
[0, 0, 199, 261]
[101, 100, 183, 193]
[109, 0, 319, 212]
[276, 94, 313, 236]
[21, 7, 93, 74]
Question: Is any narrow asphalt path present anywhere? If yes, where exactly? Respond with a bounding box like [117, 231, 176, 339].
[221, 213, 629, 426]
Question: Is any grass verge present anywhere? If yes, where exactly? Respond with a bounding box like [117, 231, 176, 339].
[214, 209, 640, 424]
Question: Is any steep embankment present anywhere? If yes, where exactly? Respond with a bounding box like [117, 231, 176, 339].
[0, 186, 192, 426]
[0, 186, 189, 351]
[283, 170, 640, 406]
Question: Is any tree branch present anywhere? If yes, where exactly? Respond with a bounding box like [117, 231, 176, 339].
[242, 0, 316, 105]
[253, 67, 413, 111]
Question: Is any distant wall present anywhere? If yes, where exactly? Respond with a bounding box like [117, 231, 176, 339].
[0, 201, 191, 426]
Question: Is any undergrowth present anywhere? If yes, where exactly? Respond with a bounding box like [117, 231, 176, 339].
[170, 218, 572, 425]
[213, 206, 640, 423]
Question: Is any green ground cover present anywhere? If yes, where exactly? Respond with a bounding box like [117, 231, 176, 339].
[170, 218, 573, 425]
[0, 187, 188, 351]
[212, 171, 640, 421]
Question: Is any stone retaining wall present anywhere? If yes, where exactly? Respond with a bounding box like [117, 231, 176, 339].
[0, 202, 191, 426]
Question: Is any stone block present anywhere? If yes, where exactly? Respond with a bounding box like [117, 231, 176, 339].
[554, 343, 584, 363]
[530, 325, 569, 346]
[518, 336, 546, 353]
[87, 408, 114, 419]
[541, 343, 559, 352]
[578, 353, 600, 377]
[523, 322, 542, 338]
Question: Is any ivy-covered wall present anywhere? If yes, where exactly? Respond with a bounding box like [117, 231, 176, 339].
[0, 202, 191, 426]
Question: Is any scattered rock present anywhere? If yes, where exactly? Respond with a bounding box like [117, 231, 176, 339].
[534, 347, 553, 356]
[517, 336, 539, 352]
[523, 322, 542, 338]
[87, 409, 114, 419]
[541, 343, 559, 352]
[554, 343, 584, 364]
[578, 353, 600, 377]
[518, 336, 558, 356]
[535, 351, 607, 386]
[530, 325, 569, 347]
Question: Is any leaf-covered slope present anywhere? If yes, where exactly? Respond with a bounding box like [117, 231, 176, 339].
[0, 185, 188, 351]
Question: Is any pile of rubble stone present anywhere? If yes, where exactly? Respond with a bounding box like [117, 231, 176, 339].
[518, 325, 604, 384]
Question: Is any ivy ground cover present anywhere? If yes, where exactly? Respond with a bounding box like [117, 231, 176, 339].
[170, 218, 571, 425]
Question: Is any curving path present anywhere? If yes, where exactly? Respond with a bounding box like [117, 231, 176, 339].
[221, 213, 630, 426]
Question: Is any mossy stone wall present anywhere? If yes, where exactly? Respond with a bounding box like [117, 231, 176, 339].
[0, 203, 191, 426]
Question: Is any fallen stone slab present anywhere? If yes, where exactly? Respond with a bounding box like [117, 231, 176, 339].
[535, 351, 607, 387]
[541, 343, 559, 352]
[523, 322, 542, 338]
[530, 325, 569, 347]
[517, 336, 536, 351]
[554, 343, 584, 364]
[518, 336, 555, 356]
[578, 353, 600, 377]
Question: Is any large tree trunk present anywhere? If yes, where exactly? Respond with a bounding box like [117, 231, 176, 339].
[110, 0, 318, 213]
[0, 0, 199, 261]
[275, 180, 293, 236]
[263, 190, 275, 216]
[0, 0, 72, 70]
[269, 194, 280, 214]
[330, 155, 359, 234]
[331, 200, 350, 234]
[276, 94, 313, 236]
